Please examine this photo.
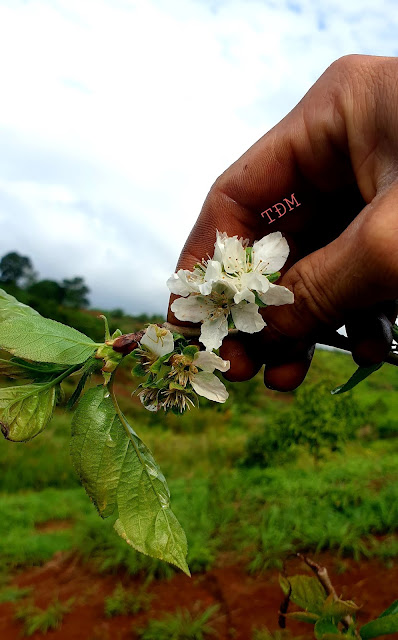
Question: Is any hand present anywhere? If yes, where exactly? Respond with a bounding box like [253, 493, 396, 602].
[168, 54, 398, 391]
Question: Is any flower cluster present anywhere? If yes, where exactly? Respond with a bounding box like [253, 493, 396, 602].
[167, 230, 294, 351]
[132, 324, 230, 413]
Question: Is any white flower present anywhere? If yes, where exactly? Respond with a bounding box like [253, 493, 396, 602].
[137, 327, 230, 409]
[190, 350, 230, 402]
[168, 230, 294, 351]
[140, 324, 174, 357]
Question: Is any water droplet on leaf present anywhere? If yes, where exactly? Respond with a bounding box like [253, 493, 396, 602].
[145, 461, 159, 478]
[158, 492, 169, 509]
[105, 434, 116, 448]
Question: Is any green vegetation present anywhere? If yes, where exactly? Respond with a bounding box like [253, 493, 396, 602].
[104, 582, 153, 617]
[252, 630, 300, 640]
[136, 604, 219, 640]
[14, 598, 74, 636]
[278, 561, 398, 638]
[0, 348, 398, 577]
[0, 584, 32, 604]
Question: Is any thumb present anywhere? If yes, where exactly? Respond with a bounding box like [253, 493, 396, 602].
[263, 187, 398, 341]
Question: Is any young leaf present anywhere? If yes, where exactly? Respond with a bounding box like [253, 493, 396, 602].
[360, 613, 398, 639]
[314, 619, 340, 639]
[0, 383, 56, 442]
[322, 594, 359, 620]
[331, 363, 384, 395]
[279, 575, 326, 615]
[0, 314, 98, 365]
[71, 386, 190, 575]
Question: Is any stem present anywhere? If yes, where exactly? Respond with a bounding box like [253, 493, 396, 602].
[39, 363, 82, 391]
[297, 554, 359, 636]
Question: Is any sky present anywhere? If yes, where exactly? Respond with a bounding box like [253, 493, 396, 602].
[1, 0, 398, 314]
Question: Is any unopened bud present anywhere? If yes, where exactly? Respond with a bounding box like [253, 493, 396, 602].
[112, 331, 145, 355]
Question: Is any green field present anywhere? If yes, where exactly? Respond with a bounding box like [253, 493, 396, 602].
[1, 347, 398, 583]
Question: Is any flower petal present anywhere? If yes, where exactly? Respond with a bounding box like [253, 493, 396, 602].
[213, 230, 229, 263]
[204, 259, 223, 283]
[194, 350, 230, 373]
[171, 295, 213, 323]
[166, 272, 191, 296]
[191, 371, 229, 402]
[231, 301, 266, 333]
[220, 236, 247, 274]
[233, 287, 255, 304]
[252, 232, 290, 274]
[259, 283, 294, 306]
[212, 278, 237, 299]
[141, 324, 175, 357]
[167, 268, 206, 296]
[200, 314, 229, 351]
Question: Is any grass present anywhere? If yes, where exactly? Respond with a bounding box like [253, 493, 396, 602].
[14, 598, 74, 636]
[0, 348, 397, 578]
[0, 584, 32, 603]
[104, 582, 153, 617]
[252, 630, 303, 640]
[136, 604, 219, 640]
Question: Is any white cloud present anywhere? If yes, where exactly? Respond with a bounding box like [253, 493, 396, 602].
[0, 0, 397, 313]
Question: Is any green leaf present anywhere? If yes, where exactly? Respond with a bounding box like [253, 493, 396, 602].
[149, 353, 172, 374]
[71, 386, 190, 575]
[0, 314, 97, 365]
[0, 383, 56, 442]
[132, 363, 147, 377]
[254, 293, 267, 308]
[279, 575, 326, 615]
[285, 611, 320, 624]
[331, 363, 384, 395]
[314, 619, 340, 639]
[0, 358, 70, 381]
[360, 613, 398, 638]
[182, 345, 199, 360]
[267, 271, 281, 283]
[0, 288, 39, 320]
[322, 594, 359, 620]
[379, 601, 398, 618]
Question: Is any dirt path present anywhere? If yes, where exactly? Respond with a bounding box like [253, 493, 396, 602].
[1, 552, 398, 639]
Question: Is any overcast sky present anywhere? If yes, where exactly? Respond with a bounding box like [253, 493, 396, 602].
[1, 0, 398, 314]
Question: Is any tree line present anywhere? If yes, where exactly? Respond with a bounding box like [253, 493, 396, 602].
[0, 251, 90, 310]
[0, 251, 164, 341]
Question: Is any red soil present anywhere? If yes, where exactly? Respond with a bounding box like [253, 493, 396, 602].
[1, 552, 398, 639]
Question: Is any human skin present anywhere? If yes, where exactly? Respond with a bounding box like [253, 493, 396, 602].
[167, 54, 398, 391]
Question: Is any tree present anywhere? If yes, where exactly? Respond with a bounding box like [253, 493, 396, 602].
[0, 252, 36, 287]
[61, 277, 90, 309]
[289, 379, 363, 461]
[27, 280, 64, 305]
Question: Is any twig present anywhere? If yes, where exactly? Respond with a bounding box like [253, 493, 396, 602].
[298, 554, 359, 636]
